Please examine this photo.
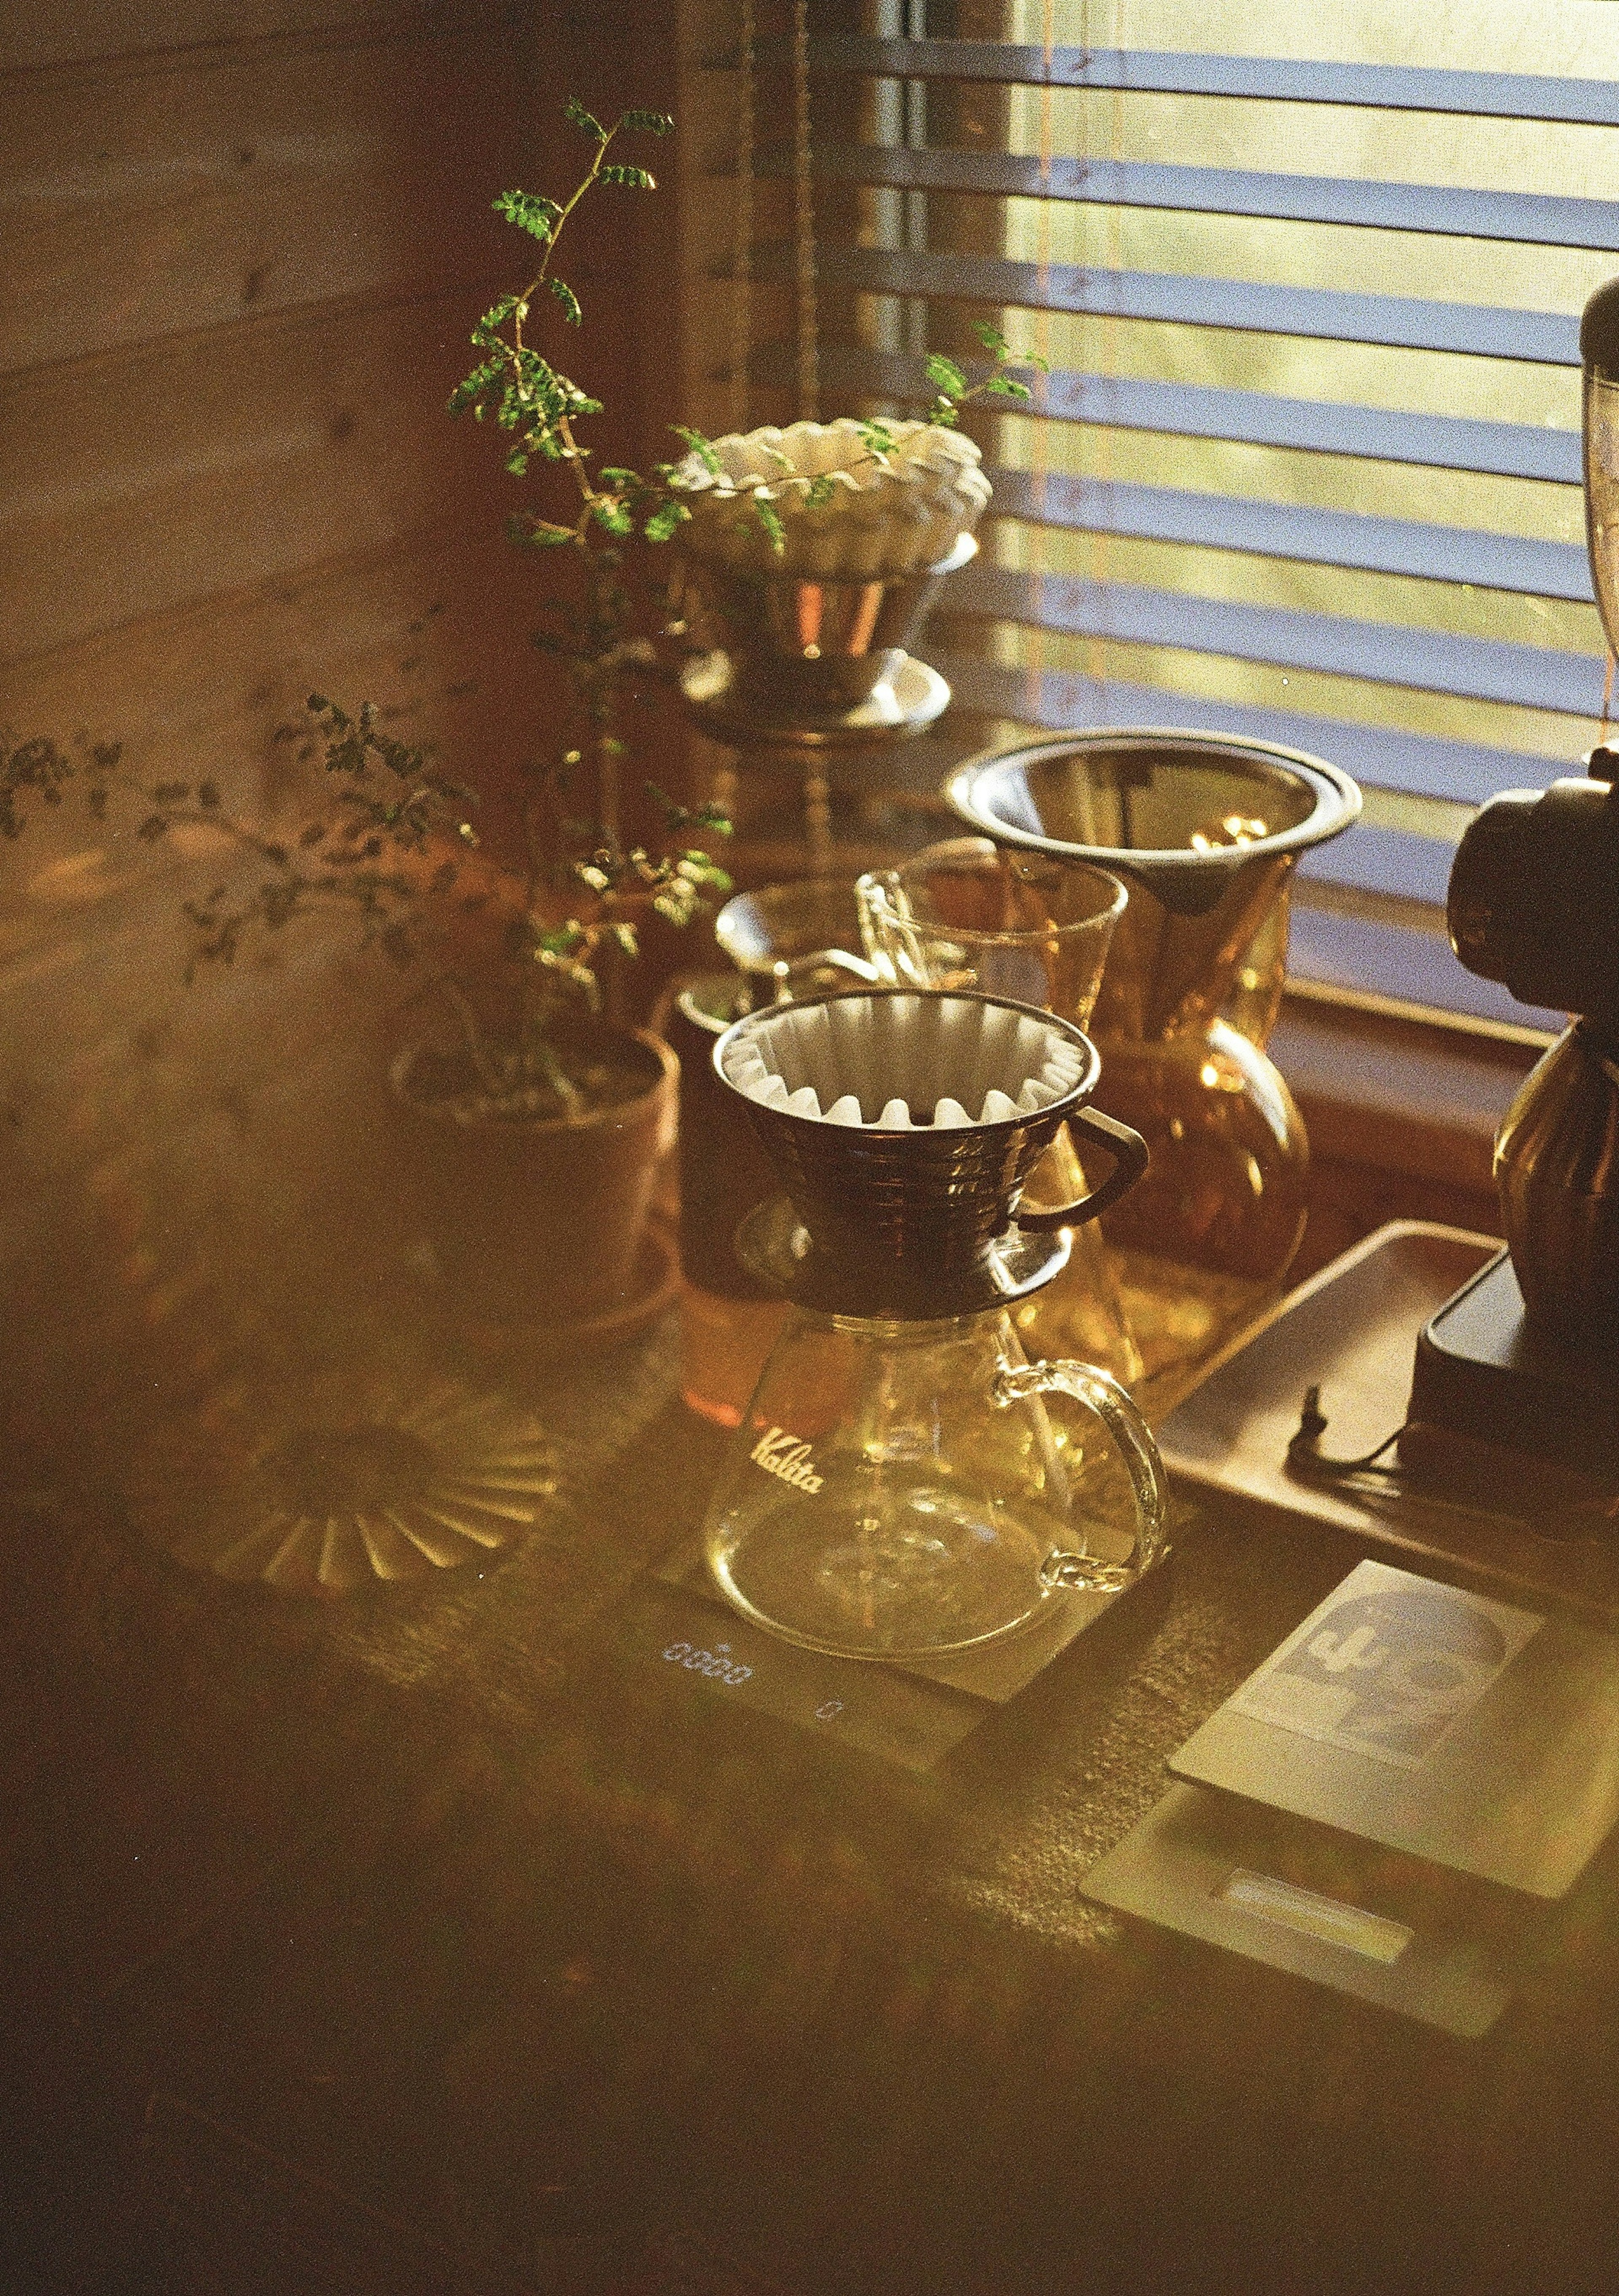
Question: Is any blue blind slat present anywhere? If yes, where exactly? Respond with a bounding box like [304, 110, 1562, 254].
[984, 468, 1592, 600]
[785, 243, 1582, 365]
[791, 38, 1619, 128]
[764, 142, 1619, 255]
[931, 653, 1572, 808]
[1286, 908, 1563, 1030]
[780, 344, 1582, 484]
[1299, 824, 1452, 904]
[950, 567, 1605, 714]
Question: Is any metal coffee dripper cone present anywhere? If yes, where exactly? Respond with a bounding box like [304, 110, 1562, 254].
[718, 988, 1146, 1317]
[700, 990, 1167, 1661]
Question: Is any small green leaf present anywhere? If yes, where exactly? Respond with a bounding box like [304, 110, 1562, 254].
[675, 852, 732, 889]
[925, 353, 970, 401]
[753, 497, 786, 553]
[471, 295, 518, 341]
[670, 424, 721, 474]
[643, 499, 690, 542]
[982, 375, 1032, 400]
[600, 164, 656, 190]
[492, 188, 562, 241]
[566, 97, 606, 140]
[623, 109, 674, 134]
[549, 277, 582, 325]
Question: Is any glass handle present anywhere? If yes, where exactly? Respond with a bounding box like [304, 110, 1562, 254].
[992, 1359, 1169, 1594]
[854, 870, 917, 986]
[1014, 1106, 1150, 1232]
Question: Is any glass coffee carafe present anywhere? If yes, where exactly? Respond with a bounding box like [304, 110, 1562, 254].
[946, 733, 1361, 1407]
[702, 989, 1167, 1660]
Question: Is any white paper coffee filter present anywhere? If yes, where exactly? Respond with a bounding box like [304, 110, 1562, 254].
[718, 994, 1090, 1128]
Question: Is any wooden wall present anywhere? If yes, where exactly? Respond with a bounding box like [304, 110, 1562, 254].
[0, 2, 699, 1467]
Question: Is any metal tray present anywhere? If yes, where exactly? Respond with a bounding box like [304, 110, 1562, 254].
[1158, 1221, 1619, 1621]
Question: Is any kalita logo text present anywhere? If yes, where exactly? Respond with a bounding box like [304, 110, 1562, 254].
[749, 1427, 824, 1493]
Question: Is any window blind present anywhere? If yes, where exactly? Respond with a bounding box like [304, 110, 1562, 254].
[728, 2, 1619, 1034]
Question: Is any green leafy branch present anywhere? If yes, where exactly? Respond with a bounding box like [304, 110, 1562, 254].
[451, 102, 1044, 581]
[922, 320, 1049, 427]
[538, 800, 732, 1006]
[1, 702, 732, 1106]
[451, 101, 683, 545]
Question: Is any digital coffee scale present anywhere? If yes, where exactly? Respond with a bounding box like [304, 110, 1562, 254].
[611, 1531, 1120, 1779]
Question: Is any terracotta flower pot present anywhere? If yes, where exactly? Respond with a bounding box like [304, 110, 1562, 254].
[390, 1025, 678, 1327]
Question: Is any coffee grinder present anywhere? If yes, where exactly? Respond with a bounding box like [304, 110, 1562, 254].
[1306, 279, 1619, 1500]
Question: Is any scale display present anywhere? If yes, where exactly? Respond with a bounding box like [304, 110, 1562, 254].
[634, 1536, 1124, 1774]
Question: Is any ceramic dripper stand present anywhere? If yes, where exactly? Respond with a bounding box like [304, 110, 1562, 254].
[947, 733, 1361, 1410]
[699, 990, 1168, 1664]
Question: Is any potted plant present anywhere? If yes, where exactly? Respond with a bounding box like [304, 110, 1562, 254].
[0, 693, 729, 1331]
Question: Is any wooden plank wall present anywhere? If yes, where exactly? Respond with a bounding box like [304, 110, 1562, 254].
[0, 2, 600, 1464]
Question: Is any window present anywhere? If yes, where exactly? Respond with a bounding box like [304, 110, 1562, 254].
[699, 0, 1619, 1036]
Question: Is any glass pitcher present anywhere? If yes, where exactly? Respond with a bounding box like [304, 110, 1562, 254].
[701, 987, 1167, 1661]
[704, 1298, 1163, 1660]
